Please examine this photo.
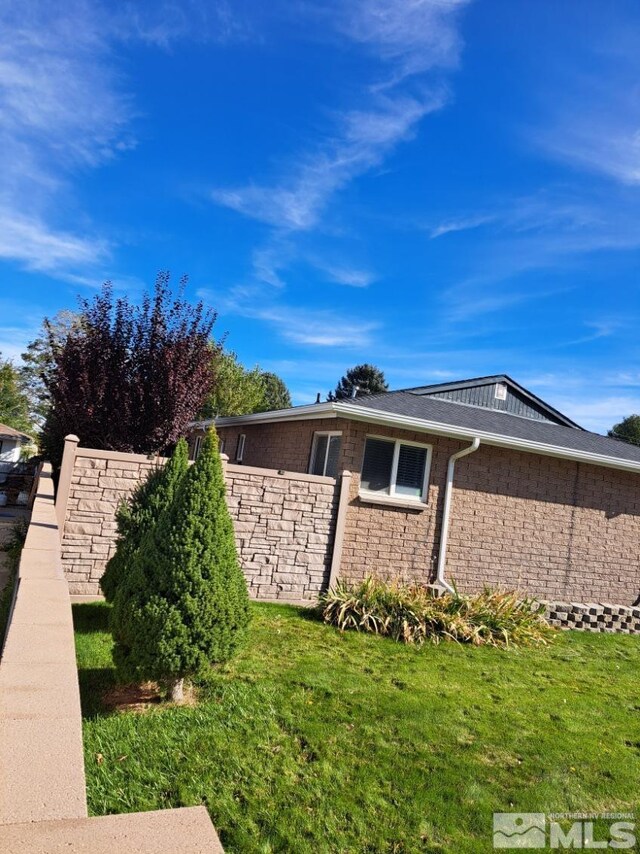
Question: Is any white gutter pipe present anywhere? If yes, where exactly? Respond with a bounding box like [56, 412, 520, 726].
[435, 437, 481, 593]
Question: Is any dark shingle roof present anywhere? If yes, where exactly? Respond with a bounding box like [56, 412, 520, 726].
[346, 391, 640, 465]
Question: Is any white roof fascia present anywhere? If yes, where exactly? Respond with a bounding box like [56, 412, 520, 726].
[188, 400, 640, 474]
[332, 402, 640, 474]
[190, 402, 338, 430]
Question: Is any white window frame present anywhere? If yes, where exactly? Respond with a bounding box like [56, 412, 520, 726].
[359, 434, 432, 505]
[192, 435, 202, 460]
[235, 433, 246, 462]
[219, 438, 226, 455]
[308, 431, 342, 477]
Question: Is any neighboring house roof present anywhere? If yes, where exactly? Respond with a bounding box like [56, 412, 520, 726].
[403, 374, 582, 429]
[0, 423, 32, 442]
[192, 377, 640, 474]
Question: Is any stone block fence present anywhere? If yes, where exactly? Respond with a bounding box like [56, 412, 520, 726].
[55, 435, 351, 601]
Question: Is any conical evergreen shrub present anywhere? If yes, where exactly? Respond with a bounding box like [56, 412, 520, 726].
[110, 427, 250, 700]
[100, 439, 189, 603]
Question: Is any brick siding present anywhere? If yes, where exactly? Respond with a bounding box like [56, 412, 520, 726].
[213, 418, 342, 471]
[189, 418, 640, 606]
[446, 445, 640, 605]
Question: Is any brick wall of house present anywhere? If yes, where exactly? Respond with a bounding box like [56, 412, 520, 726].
[338, 422, 463, 585]
[190, 417, 640, 605]
[191, 419, 459, 587]
[60, 445, 341, 600]
[196, 418, 345, 472]
[446, 445, 640, 605]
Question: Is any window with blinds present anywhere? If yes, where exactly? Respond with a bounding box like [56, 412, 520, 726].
[395, 443, 427, 497]
[360, 436, 430, 501]
[361, 437, 394, 492]
[309, 432, 341, 477]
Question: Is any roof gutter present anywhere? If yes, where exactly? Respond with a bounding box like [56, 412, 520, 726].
[331, 402, 640, 475]
[435, 438, 480, 593]
[189, 400, 640, 475]
[190, 402, 338, 430]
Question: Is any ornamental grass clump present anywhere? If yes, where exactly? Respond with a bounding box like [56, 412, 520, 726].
[100, 439, 190, 602]
[320, 577, 553, 648]
[110, 427, 251, 701]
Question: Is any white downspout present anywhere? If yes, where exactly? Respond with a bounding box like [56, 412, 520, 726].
[435, 437, 480, 593]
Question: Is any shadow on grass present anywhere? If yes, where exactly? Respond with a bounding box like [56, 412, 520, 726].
[78, 667, 117, 718]
[297, 605, 323, 623]
[73, 601, 110, 633]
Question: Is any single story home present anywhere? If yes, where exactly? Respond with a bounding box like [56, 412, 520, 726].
[188, 376, 640, 607]
[0, 423, 32, 467]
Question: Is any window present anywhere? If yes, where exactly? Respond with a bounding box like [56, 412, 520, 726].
[309, 432, 341, 477]
[219, 438, 226, 455]
[360, 436, 431, 502]
[235, 434, 246, 462]
[191, 436, 202, 461]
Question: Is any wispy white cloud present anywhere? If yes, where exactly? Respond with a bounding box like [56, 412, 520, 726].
[111, 1, 251, 48]
[0, 323, 39, 362]
[553, 395, 640, 435]
[432, 187, 640, 321]
[443, 285, 566, 323]
[540, 123, 640, 187]
[199, 285, 379, 348]
[556, 319, 624, 349]
[0, 1, 130, 276]
[0, 211, 109, 275]
[0, 2, 136, 182]
[213, 92, 444, 231]
[212, 0, 472, 341]
[0, 0, 246, 281]
[320, 264, 375, 288]
[530, 18, 640, 186]
[256, 306, 379, 347]
[332, 0, 468, 84]
[430, 214, 496, 239]
[213, 0, 470, 228]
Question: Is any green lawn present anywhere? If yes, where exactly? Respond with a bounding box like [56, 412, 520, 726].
[74, 602, 640, 853]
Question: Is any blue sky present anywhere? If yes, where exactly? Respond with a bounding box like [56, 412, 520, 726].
[1, 0, 639, 433]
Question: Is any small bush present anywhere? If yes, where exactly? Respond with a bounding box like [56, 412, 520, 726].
[110, 427, 251, 701]
[319, 577, 553, 648]
[100, 439, 189, 603]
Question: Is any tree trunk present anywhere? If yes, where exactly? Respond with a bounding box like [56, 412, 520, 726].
[169, 677, 184, 703]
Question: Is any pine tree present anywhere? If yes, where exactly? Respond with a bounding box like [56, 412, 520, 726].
[110, 427, 250, 701]
[608, 415, 640, 447]
[100, 439, 189, 603]
[258, 372, 292, 411]
[332, 363, 389, 400]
